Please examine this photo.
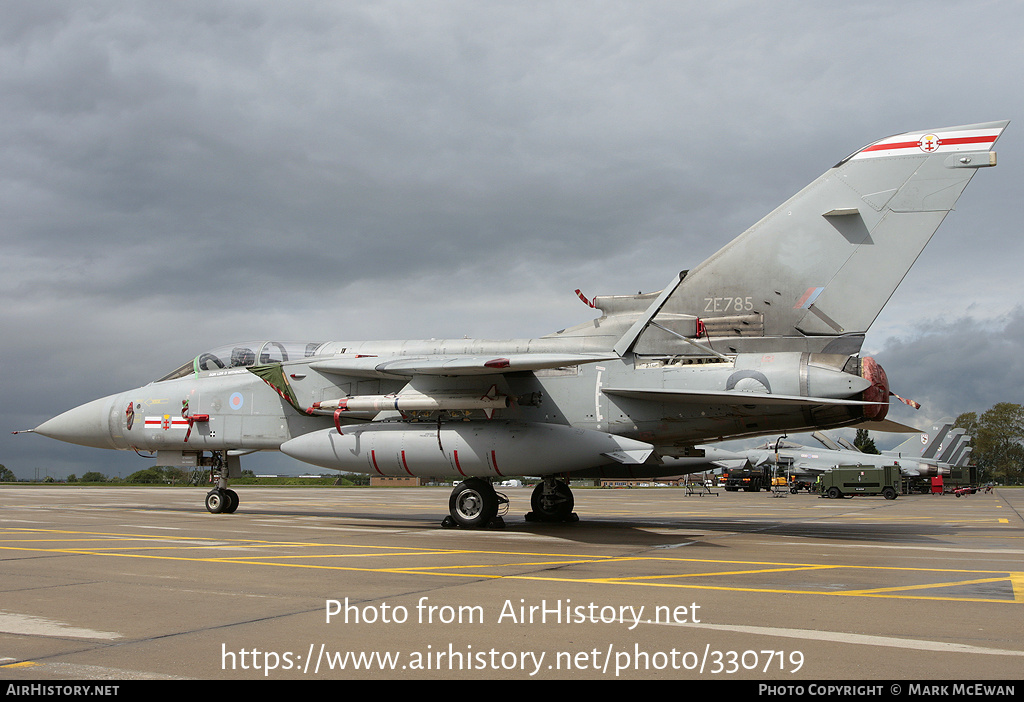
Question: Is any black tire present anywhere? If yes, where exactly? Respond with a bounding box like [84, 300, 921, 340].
[827, 487, 842, 499]
[882, 487, 897, 500]
[224, 489, 239, 513]
[448, 478, 498, 528]
[530, 480, 574, 522]
[205, 489, 228, 514]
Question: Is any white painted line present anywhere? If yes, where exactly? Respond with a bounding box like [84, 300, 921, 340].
[0, 612, 120, 640]
[659, 621, 1024, 657]
[763, 542, 1024, 556]
[43, 662, 185, 680]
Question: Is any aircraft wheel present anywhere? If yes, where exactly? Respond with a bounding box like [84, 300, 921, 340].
[205, 488, 229, 514]
[448, 478, 498, 528]
[827, 487, 842, 499]
[224, 489, 240, 513]
[882, 487, 897, 500]
[529, 480, 575, 522]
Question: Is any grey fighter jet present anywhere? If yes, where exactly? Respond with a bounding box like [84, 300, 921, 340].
[26, 121, 1007, 527]
[735, 418, 973, 490]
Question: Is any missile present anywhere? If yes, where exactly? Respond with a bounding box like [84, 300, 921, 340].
[308, 387, 510, 418]
[280, 421, 654, 478]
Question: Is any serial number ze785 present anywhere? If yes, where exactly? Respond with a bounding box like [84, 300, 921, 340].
[704, 296, 754, 313]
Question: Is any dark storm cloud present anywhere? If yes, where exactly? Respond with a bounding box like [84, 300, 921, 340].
[873, 308, 1024, 422]
[3, 1, 1023, 477]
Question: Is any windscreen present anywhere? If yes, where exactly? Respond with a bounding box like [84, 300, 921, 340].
[154, 341, 327, 382]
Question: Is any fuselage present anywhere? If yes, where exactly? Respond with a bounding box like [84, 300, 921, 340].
[35, 335, 882, 477]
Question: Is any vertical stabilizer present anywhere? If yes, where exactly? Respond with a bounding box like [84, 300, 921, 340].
[935, 428, 966, 464]
[887, 418, 954, 459]
[628, 121, 1008, 356]
[950, 444, 973, 468]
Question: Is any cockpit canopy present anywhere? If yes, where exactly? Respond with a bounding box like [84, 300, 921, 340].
[156, 341, 327, 382]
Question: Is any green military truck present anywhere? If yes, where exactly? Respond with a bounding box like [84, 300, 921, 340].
[819, 464, 900, 500]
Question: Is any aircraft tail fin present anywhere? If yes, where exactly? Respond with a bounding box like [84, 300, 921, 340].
[621, 121, 1008, 356]
[836, 437, 858, 452]
[887, 418, 955, 459]
[935, 428, 967, 464]
[951, 443, 973, 468]
[811, 431, 843, 451]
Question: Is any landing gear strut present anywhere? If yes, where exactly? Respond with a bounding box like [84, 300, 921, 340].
[204, 451, 240, 514]
[443, 477, 508, 529]
[526, 477, 577, 523]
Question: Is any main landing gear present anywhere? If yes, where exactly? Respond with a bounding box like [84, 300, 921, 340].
[442, 476, 577, 528]
[526, 477, 577, 523]
[443, 478, 508, 529]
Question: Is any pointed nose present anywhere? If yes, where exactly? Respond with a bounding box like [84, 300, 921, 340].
[35, 395, 119, 449]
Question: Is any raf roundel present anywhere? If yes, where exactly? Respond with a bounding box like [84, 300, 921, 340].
[229, 392, 244, 410]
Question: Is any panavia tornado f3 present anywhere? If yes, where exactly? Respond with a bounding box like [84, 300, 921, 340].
[26, 121, 1008, 527]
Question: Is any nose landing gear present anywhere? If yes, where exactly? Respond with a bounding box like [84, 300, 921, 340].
[205, 487, 239, 514]
[203, 451, 241, 514]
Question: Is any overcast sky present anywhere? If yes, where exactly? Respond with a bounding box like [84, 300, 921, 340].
[4, 1, 1023, 479]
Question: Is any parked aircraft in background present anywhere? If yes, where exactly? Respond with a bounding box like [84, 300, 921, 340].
[733, 418, 972, 487]
[25, 121, 1007, 527]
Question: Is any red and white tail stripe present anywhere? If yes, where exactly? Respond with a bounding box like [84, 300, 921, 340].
[851, 124, 1005, 161]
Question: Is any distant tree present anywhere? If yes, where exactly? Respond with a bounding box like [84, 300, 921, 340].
[80, 471, 107, 483]
[126, 467, 167, 483]
[0, 465, 16, 482]
[164, 467, 188, 484]
[854, 428, 880, 454]
[67, 474, 77, 483]
[956, 403, 1024, 484]
[124, 466, 192, 484]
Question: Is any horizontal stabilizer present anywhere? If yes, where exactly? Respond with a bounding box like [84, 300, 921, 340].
[311, 353, 616, 378]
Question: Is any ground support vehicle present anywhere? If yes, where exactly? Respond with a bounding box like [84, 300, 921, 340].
[819, 465, 900, 500]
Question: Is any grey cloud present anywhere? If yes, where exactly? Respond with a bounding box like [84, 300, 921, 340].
[3, 1, 1023, 477]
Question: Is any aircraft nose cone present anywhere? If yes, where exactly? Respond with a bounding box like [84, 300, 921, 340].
[34, 396, 119, 449]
